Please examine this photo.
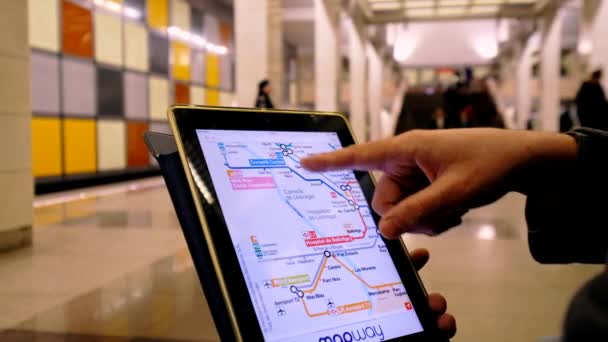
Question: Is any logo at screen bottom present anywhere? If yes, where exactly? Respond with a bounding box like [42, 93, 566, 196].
[318, 324, 385, 342]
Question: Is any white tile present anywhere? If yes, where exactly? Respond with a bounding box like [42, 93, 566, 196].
[94, 12, 123, 66]
[148, 76, 169, 120]
[0, 55, 30, 115]
[219, 92, 234, 107]
[27, 0, 58, 53]
[189, 85, 205, 105]
[0, 0, 29, 56]
[97, 120, 126, 171]
[124, 22, 149, 71]
[171, 0, 190, 31]
[0, 171, 33, 232]
[0, 115, 31, 172]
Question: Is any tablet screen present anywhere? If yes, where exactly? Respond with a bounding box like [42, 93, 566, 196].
[197, 129, 424, 342]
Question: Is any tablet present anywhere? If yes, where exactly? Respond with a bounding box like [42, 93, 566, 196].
[169, 106, 446, 342]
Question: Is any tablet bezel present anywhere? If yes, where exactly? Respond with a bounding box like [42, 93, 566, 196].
[169, 105, 445, 342]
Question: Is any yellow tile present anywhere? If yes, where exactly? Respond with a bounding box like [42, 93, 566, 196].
[206, 53, 220, 87]
[63, 118, 97, 174]
[28, 0, 59, 52]
[94, 12, 123, 66]
[205, 89, 219, 106]
[171, 0, 190, 31]
[148, 0, 168, 30]
[125, 22, 148, 71]
[32, 117, 62, 177]
[171, 41, 190, 81]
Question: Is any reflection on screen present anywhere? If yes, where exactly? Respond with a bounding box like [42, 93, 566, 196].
[198, 130, 423, 342]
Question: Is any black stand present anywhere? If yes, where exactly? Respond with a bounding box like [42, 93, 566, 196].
[144, 132, 237, 342]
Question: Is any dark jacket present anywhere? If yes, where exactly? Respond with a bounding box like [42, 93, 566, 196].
[255, 93, 274, 109]
[525, 128, 608, 341]
[575, 81, 608, 130]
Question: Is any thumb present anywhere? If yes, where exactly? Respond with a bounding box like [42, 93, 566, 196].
[378, 173, 465, 239]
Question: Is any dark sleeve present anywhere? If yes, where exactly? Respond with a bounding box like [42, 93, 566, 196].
[526, 128, 608, 264]
[563, 271, 608, 342]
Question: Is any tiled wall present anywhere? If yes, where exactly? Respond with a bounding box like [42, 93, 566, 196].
[28, 0, 235, 180]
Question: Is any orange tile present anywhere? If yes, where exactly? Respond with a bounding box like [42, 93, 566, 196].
[219, 21, 231, 47]
[127, 121, 150, 168]
[174, 83, 189, 104]
[62, 0, 93, 58]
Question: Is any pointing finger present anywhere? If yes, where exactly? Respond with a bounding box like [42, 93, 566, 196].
[301, 138, 399, 172]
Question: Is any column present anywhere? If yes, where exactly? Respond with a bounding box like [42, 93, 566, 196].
[0, 1, 32, 251]
[538, 4, 563, 131]
[367, 43, 382, 141]
[389, 72, 407, 137]
[314, 0, 339, 112]
[235, 0, 282, 108]
[348, 14, 367, 142]
[516, 33, 539, 129]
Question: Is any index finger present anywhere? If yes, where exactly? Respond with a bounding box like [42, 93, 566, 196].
[301, 138, 394, 172]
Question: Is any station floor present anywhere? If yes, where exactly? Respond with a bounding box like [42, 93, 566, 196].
[0, 177, 602, 342]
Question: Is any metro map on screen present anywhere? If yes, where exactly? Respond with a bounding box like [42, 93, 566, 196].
[197, 130, 423, 342]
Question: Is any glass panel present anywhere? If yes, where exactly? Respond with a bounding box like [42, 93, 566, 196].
[32, 117, 62, 177]
[30, 51, 60, 114]
[62, 0, 93, 58]
[97, 119, 126, 170]
[127, 121, 150, 167]
[62, 57, 96, 116]
[97, 66, 124, 117]
[63, 118, 97, 174]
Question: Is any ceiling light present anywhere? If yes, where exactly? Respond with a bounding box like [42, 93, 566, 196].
[371, 2, 402, 10]
[404, 0, 435, 9]
[473, 0, 503, 4]
[406, 7, 435, 17]
[439, 0, 470, 5]
[438, 6, 466, 15]
[470, 5, 500, 14]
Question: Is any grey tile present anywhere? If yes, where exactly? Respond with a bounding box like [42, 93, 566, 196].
[30, 51, 60, 114]
[190, 8, 203, 34]
[61, 57, 96, 116]
[149, 122, 171, 135]
[149, 32, 169, 76]
[124, 0, 146, 23]
[220, 57, 232, 91]
[190, 49, 205, 85]
[97, 66, 124, 117]
[124, 71, 148, 119]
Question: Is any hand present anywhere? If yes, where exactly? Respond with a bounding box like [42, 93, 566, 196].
[410, 248, 456, 339]
[302, 129, 577, 238]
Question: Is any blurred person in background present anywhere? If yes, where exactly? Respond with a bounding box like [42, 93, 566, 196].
[255, 79, 274, 109]
[443, 70, 470, 128]
[575, 69, 607, 130]
[428, 107, 447, 129]
[462, 79, 504, 128]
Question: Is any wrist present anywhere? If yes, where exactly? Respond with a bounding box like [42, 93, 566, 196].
[513, 131, 578, 196]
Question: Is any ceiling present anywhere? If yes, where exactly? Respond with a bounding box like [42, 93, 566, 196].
[362, 0, 543, 22]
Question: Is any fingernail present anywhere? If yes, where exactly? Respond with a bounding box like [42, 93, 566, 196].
[379, 218, 396, 238]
